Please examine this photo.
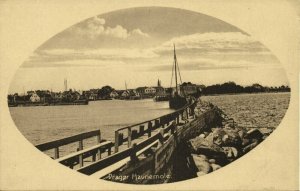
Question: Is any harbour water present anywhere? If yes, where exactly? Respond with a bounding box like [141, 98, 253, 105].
[9, 99, 173, 147]
[201, 92, 290, 129]
[9, 93, 290, 157]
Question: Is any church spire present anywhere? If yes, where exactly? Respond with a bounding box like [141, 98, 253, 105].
[157, 79, 161, 87]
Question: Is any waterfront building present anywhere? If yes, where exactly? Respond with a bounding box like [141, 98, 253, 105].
[29, 92, 41, 102]
[136, 87, 147, 95]
[110, 90, 119, 98]
[180, 82, 198, 96]
[121, 90, 130, 98]
[145, 87, 156, 95]
[27, 91, 35, 96]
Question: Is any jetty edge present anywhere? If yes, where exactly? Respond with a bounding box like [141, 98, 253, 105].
[35, 99, 269, 184]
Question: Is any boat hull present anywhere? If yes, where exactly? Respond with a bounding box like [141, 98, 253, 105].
[169, 96, 187, 109]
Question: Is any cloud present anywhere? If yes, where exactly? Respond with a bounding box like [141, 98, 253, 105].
[131, 29, 149, 38]
[150, 57, 280, 71]
[22, 59, 124, 68]
[71, 16, 149, 39]
[153, 32, 269, 54]
[23, 48, 159, 68]
[38, 48, 158, 59]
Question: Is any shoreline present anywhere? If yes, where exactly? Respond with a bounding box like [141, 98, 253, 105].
[201, 91, 290, 97]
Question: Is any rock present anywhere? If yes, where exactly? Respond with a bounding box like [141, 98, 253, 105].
[208, 159, 216, 164]
[238, 129, 246, 139]
[224, 123, 234, 129]
[211, 163, 222, 171]
[205, 133, 214, 143]
[242, 138, 251, 147]
[189, 137, 213, 152]
[191, 154, 212, 175]
[197, 154, 208, 161]
[212, 128, 242, 148]
[197, 171, 208, 176]
[259, 128, 273, 136]
[189, 137, 228, 165]
[244, 129, 263, 141]
[199, 134, 205, 138]
[243, 141, 259, 153]
[212, 129, 225, 146]
[203, 131, 210, 137]
[222, 147, 239, 159]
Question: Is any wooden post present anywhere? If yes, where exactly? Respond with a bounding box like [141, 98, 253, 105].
[54, 147, 59, 159]
[97, 130, 101, 143]
[148, 121, 152, 137]
[171, 123, 175, 134]
[132, 130, 138, 140]
[139, 125, 144, 136]
[79, 154, 83, 167]
[79, 140, 83, 150]
[108, 146, 112, 156]
[166, 115, 170, 126]
[78, 140, 83, 167]
[119, 133, 124, 145]
[128, 127, 132, 148]
[97, 130, 101, 160]
[158, 128, 164, 146]
[92, 153, 96, 162]
[130, 143, 138, 163]
[115, 131, 119, 153]
[155, 119, 160, 129]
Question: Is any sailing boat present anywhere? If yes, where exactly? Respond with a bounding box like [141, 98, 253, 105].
[169, 44, 187, 109]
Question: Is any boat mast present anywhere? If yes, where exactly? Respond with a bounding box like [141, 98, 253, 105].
[173, 44, 178, 93]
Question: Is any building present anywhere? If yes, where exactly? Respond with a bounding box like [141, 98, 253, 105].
[121, 90, 130, 98]
[180, 82, 198, 96]
[29, 92, 40, 102]
[27, 91, 35, 96]
[154, 86, 165, 94]
[136, 87, 147, 95]
[110, 90, 119, 98]
[145, 87, 156, 95]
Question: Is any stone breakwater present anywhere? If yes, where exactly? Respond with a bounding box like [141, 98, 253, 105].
[189, 100, 271, 176]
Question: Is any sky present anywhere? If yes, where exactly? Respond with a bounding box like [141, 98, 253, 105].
[9, 7, 288, 94]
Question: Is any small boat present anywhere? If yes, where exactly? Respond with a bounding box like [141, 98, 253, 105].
[153, 95, 170, 102]
[169, 44, 187, 109]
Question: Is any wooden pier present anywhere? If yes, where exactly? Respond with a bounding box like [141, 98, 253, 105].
[35, 100, 221, 183]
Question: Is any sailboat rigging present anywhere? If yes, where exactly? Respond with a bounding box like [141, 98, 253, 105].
[169, 44, 188, 109]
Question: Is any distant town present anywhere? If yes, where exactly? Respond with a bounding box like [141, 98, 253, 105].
[7, 79, 290, 107]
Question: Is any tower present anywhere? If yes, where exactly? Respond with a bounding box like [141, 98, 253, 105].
[157, 79, 161, 87]
[64, 78, 68, 91]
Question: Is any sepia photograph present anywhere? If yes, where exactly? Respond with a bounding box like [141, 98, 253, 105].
[0, 0, 299, 190]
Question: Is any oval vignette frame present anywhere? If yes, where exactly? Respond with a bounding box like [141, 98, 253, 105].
[7, 6, 291, 185]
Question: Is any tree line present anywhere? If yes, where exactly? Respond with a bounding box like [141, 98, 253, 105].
[201, 82, 290, 95]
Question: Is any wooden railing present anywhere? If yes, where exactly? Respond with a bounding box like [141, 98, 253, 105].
[35, 129, 114, 168]
[113, 101, 196, 152]
[78, 122, 176, 175]
[77, 101, 197, 174]
[35, 100, 197, 172]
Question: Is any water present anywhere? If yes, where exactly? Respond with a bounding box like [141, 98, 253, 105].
[9, 99, 173, 146]
[201, 92, 290, 129]
[9, 93, 290, 157]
